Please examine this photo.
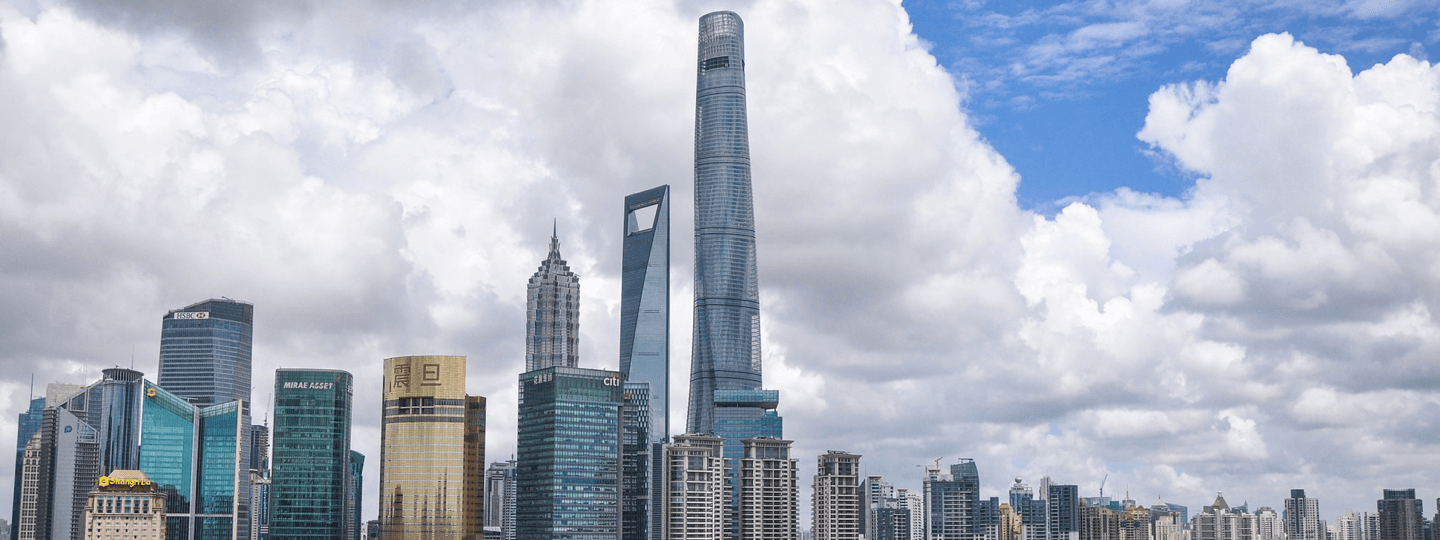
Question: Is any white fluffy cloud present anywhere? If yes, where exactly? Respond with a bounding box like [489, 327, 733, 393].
[0, 0, 1437, 524]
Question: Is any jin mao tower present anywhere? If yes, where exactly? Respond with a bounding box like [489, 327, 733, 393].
[526, 228, 581, 371]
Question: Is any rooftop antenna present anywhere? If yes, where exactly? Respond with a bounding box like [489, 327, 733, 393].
[29, 373, 34, 400]
[130, 345, 135, 370]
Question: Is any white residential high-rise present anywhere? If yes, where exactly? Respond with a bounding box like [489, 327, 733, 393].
[1192, 494, 1258, 540]
[663, 435, 726, 540]
[1154, 512, 1182, 540]
[863, 476, 897, 540]
[1284, 490, 1323, 540]
[1335, 512, 1364, 540]
[815, 451, 862, 540]
[1257, 508, 1283, 540]
[739, 438, 798, 540]
[897, 488, 925, 540]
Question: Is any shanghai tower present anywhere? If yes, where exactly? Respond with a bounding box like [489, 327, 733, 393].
[688, 11, 779, 437]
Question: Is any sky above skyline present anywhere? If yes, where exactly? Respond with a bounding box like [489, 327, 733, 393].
[2, 0, 1439, 525]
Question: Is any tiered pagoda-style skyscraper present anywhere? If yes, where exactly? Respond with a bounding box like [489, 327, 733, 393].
[526, 227, 581, 372]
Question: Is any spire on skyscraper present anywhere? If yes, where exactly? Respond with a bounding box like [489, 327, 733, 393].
[526, 226, 581, 371]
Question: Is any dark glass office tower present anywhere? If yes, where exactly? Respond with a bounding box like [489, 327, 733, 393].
[924, 460, 981, 540]
[1377, 490, 1424, 540]
[621, 185, 670, 443]
[621, 382, 652, 540]
[689, 11, 771, 435]
[158, 298, 254, 409]
[88, 368, 145, 474]
[270, 369, 353, 540]
[516, 367, 624, 540]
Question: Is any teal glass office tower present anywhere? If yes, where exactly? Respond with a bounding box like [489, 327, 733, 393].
[270, 369, 354, 540]
[689, 11, 770, 435]
[139, 380, 249, 540]
[348, 451, 364, 540]
[516, 366, 624, 540]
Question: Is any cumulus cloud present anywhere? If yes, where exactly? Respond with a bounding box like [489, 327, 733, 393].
[1, 0, 1439, 524]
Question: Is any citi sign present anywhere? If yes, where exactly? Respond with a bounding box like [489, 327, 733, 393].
[602, 375, 622, 387]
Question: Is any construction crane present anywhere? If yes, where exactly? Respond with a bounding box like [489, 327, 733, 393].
[1100, 474, 1108, 498]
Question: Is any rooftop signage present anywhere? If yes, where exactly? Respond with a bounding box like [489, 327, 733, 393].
[98, 475, 152, 490]
[282, 381, 335, 390]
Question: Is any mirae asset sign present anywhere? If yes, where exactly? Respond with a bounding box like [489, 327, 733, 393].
[283, 381, 336, 390]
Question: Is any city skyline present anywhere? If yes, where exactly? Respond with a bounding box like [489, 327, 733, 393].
[2, 0, 1440, 527]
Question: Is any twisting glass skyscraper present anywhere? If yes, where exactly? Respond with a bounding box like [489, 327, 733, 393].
[689, 10, 767, 436]
[527, 228, 581, 372]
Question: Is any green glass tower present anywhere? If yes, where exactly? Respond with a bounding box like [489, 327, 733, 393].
[270, 369, 354, 540]
[516, 366, 624, 540]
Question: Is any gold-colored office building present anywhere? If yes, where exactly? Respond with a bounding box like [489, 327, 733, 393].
[83, 470, 166, 540]
[379, 355, 486, 540]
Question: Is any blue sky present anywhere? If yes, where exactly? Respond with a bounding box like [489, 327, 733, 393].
[905, 0, 1440, 209]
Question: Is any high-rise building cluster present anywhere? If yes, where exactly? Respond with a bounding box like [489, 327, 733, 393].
[11, 10, 1435, 540]
[7, 298, 368, 540]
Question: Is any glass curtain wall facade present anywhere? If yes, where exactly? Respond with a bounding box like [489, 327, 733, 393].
[89, 368, 145, 475]
[689, 11, 771, 436]
[516, 366, 624, 540]
[138, 381, 249, 540]
[270, 369, 353, 540]
[464, 396, 486, 540]
[348, 451, 365, 540]
[379, 355, 482, 540]
[621, 382, 652, 540]
[157, 299, 254, 409]
[620, 185, 670, 444]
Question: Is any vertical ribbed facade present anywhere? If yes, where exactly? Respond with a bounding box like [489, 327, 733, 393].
[737, 438, 798, 540]
[689, 10, 764, 435]
[379, 355, 479, 540]
[270, 369, 353, 540]
[527, 232, 581, 372]
[1284, 490, 1322, 540]
[157, 299, 254, 409]
[661, 435, 725, 540]
[516, 367, 624, 540]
